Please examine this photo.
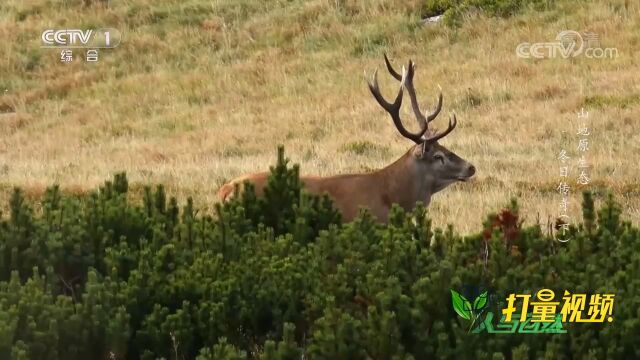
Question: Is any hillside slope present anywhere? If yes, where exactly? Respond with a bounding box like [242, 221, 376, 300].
[0, 0, 638, 232]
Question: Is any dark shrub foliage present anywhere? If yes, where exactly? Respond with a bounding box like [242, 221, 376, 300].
[423, 0, 556, 27]
[0, 147, 638, 359]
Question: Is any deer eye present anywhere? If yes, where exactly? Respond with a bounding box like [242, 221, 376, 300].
[434, 154, 445, 164]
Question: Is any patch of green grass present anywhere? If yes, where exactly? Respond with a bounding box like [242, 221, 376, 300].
[221, 145, 254, 158]
[210, 0, 266, 25]
[150, 8, 169, 24]
[340, 141, 389, 156]
[458, 87, 486, 109]
[176, 2, 215, 26]
[584, 94, 640, 109]
[158, 118, 196, 133]
[351, 25, 390, 57]
[109, 123, 136, 138]
[424, 0, 556, 26]
[15, 4, 42, 22]
[19, 49, 41, 72]
[493, 89, 514, 103]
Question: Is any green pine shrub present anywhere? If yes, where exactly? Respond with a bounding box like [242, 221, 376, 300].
[0, 146, 638, 359]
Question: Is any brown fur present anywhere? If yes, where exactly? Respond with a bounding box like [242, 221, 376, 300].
[217, 144, 473, 223]
[217, 182, 236, 202]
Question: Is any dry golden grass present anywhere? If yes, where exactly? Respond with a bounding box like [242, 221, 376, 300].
[0, 0, 638, 233]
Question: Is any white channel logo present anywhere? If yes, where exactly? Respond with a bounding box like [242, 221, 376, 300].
[41, 28, 122, 48]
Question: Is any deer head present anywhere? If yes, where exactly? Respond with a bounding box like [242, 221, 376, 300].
[367, 54, 476, 195]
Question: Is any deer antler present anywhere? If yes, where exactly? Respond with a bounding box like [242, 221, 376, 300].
[425, 113, 457, 146]
[369, 54, 454, 145]
[383, 53, 443, 130]
[367, 65, 427, 144]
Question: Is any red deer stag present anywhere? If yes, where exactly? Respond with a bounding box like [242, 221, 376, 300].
[218, 54, 475, 222]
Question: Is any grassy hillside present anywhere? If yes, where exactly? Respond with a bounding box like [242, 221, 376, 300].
[0, 0, 638, 232]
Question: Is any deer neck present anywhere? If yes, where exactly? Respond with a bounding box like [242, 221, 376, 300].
[375, 149, 433, 211]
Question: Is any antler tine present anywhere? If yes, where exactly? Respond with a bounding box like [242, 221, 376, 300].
[426, 92, 443, 123]
[367, 66, 425, 144]
[383, 53, 440, 132]
[425, 113, 457, 144]
[367, 68, 399, 110]
[383, 53, 402, 81]
[404, 60, 429, 128]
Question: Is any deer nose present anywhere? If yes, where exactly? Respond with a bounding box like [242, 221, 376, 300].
[467, 165, 476, 177]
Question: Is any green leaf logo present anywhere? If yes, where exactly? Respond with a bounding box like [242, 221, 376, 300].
[452, 289, 490, 332]
[451, 289, 473, 320]
[473, 291, 488, 312]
